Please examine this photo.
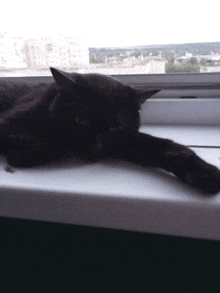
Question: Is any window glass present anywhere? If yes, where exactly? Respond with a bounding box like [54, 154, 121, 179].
[0, 0, 219, 76]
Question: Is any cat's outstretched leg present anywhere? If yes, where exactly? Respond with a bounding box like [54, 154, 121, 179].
[126, 132, 220, 194]
[96, 130, 220, 194]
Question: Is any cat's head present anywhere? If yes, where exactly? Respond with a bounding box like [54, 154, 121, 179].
[49, 67, 160, 132]
[50, 67, 159, 107]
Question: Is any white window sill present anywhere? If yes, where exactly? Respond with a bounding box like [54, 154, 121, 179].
[1, 125, 220, 241]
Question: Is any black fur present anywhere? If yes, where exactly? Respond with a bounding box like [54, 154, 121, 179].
[0, 67, 219, 194]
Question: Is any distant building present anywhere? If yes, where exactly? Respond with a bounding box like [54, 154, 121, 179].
[193, 54, 220, 62]
[148, 60, 165, 74]
[180, 52, 220, 63]
[200, 66, 220, 73]
[0, 33, 89, 70]
[185, 52, 193, 58]
[0, 34, 26, 69]
[24, 39, 47, 69]
[24, 36, 89, 70]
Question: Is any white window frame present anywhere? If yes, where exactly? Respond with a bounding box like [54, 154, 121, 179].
[1, 72, 220, 126]
[115, 72, 220, 126]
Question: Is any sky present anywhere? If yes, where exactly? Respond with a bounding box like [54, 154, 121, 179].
[1, 0, 219, 47]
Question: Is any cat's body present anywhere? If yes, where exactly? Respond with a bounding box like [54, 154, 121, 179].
[0, 67, 220, 194]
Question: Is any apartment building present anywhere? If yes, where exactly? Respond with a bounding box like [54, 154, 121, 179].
[24, 36, 89, 70]
[0, 34, 26, 69]
[0, 33, 89, 70]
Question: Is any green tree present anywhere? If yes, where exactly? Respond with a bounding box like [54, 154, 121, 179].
[200, 58, 207, 66]
[189, 57, 198, 65]
[166, 63, 200, 73]
[89, 54, 105, 64]
[164, 51, 174, 63]
[153, 51, 159, 56]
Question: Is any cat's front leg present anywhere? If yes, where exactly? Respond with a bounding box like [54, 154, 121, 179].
[121, 132, 220, 194]
[161, 142, 220, 194]
[93, 127, 135, 157]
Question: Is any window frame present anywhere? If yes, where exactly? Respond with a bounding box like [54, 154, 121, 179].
[2, 71, 220, 91]
[1, 72, 220, 125]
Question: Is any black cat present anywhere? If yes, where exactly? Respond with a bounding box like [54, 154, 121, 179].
[0, 67, 219, 194]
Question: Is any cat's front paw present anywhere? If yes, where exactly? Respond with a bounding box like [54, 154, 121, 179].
[181, 161, 220, 194]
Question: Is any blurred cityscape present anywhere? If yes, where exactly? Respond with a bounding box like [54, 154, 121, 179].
[0, 32, 89, 77]
[1, 32, 220, 77]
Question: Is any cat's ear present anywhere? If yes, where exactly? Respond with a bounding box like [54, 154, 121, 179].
[136, 89, 160, 106]
[50, 67, 79, 90]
